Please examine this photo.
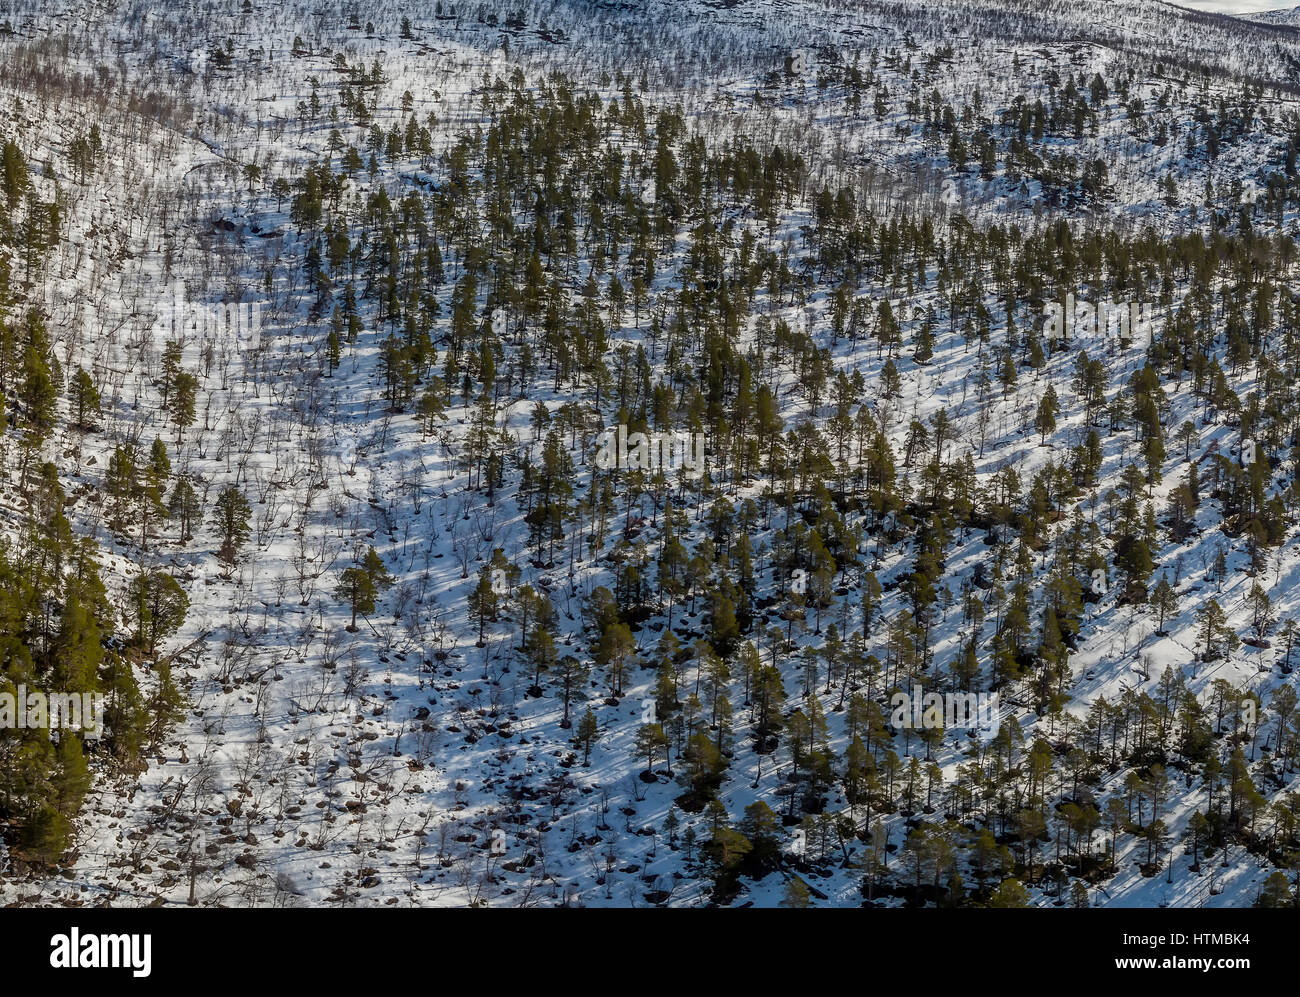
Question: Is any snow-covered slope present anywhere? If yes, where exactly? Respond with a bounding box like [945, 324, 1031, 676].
[1242, 5, 1300, 27]
[0, 0, 1297, 909]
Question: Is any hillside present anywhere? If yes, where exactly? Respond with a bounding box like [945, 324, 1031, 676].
[0, 0, 1297, 909]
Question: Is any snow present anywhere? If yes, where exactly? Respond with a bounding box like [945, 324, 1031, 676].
[0, 0, 1296, 907]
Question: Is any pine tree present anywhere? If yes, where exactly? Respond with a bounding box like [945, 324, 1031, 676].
[987, 877, 1030, 907]
[1256, 870, 1294, 908]
[633, 722, 669, 775]
[1035, 385, 1058, 443]
[1198, 599, 1229, 661]
[20, 346, 56, 437]
[1248, 581, 1274, 645]
[211, 486, 252, 567]
[167, 477, 201, 542]
[68, 367, 99, 430]
[336, 565, 375, 632]
[703, 824, 752, 900]
[135, 437, 169, 551]
[595, 621, 635, 697]
[101, 656, 148, 767]
[553, 654, 588, 728]
[467, 566, 499, 647]
[576, 708, 600, 764]
[526, 626, 556, 693]
[170, 370, 198, 438]
[336, 546, 393, 631]
[1151, 575, 1178, 635]
[128, 568, 189, 654]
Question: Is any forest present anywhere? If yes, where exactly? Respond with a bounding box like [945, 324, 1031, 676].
[0, 0, 1298, 907]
